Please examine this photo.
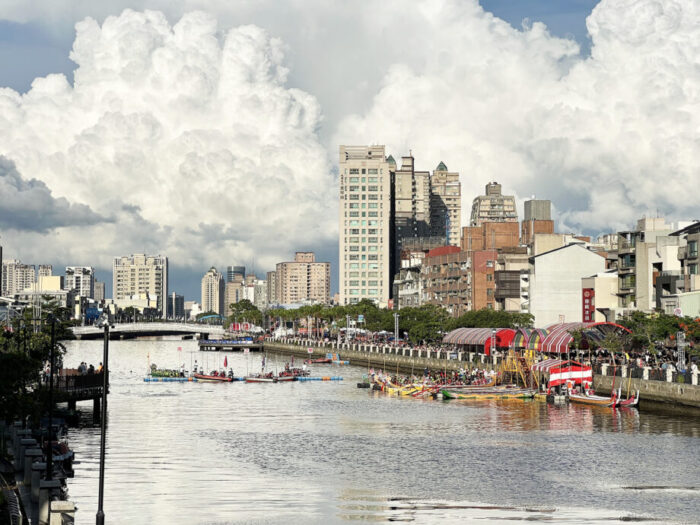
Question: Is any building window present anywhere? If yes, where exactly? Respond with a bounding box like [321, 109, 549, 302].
[368, 169, 378, 174]
[689, 241, 698, 257]
[690, 264, 698, 275]
[349, 170, 359, 175]
[486, 274, 493, 281]
[349, 211, 359, 217]
[368, 176, 378, 182]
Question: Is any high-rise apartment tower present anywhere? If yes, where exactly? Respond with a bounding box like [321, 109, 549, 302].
[338, 146, 393, 307]
[113, 254, 168, 317]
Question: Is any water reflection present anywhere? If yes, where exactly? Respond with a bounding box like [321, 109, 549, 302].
[62, 340, 699, 524]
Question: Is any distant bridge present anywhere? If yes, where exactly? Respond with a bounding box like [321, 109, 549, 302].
[72, 322, 226, 340]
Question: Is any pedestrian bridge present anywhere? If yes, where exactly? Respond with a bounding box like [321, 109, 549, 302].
[72, 322, 226, 340]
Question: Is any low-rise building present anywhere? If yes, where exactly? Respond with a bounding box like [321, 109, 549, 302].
[528, 244, 607, 326]
[581, 271, 619, 322]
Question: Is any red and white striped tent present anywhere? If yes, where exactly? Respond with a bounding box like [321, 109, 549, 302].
[531, 359, 592, 387]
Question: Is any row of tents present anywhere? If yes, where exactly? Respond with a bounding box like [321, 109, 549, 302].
[442, 322, 631, 355]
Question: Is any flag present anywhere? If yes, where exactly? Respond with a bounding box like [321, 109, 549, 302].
[224, 356, 228, 367]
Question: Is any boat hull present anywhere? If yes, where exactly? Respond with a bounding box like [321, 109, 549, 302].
[442, 389, 535, 400]
[193, 373, 233, 382]
[569, 393, 616, 406]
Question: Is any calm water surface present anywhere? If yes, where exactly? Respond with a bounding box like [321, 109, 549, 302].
[63, 339, 700, 524]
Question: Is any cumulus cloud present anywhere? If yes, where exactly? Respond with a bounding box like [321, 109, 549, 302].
[0, 10, 336, 272]
[0, 0, 697, 296]
[335, 0, 700, 233]
[0, 155, 107, 232]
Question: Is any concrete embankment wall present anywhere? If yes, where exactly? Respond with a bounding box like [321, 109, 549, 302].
[263, 342, 475, 376]
[593, 374, 700, 409]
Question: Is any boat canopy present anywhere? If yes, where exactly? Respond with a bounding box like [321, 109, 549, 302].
[442, 328, 516, 355]
[538, 322, 632, 354]
[532, 359, 592, 387]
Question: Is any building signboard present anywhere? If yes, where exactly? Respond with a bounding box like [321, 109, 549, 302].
[582, 288, 595, 322]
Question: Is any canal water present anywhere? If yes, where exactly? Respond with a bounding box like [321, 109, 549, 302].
[63, 339, 700, 524]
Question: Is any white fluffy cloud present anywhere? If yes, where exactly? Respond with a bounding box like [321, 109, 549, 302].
[0, 0, 697, 295]
[335, 0, 700, 233]
[0, 10, 335, 272]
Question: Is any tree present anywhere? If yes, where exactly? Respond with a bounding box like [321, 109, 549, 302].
[227, 300, 262, 326]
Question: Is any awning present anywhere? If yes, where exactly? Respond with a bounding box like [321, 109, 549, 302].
[539, 322, 632, 354]
[442, 328, 516, 355]
[525, 328, 550, 350]
[531, 359, 592, 387]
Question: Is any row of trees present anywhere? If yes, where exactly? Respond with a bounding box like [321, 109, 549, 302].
[262, 300, 534, 343]
[226, 299, 699, 354]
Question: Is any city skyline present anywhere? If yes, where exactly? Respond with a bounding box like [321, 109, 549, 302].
[0, 0, 697, 300]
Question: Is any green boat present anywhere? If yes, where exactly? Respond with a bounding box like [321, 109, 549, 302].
[441, 388, 536, 400]
[149, 364, 182, 378]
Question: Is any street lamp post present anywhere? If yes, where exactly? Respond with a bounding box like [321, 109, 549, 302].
[45, 316, 56, 481]
[96, 314, 110, 525]
[394, 313, 399, 346]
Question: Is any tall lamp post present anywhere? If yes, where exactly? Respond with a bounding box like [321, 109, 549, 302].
[96, 313, 111, 525]
[45, 315, 56, 480]
[394, 313, 399, 346]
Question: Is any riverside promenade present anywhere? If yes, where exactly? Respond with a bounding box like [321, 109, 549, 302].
[264, 338, 700, 409]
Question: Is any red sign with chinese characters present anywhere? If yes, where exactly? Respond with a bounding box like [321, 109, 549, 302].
[582, 288, 595, 322]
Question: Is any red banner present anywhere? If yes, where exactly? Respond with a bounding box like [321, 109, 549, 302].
[582, 288, 595, 322]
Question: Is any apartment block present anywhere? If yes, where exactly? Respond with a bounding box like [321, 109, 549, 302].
[1, 260, 35, 297]
[394, 155, 431, 272]
[469, 182, 517, 227]
[617, 217, 684, 311]
[113, 254, 168, 317]
[421, 246, 472, 316]
[201, 267, 225, 315]
[339, 145, 393, 307]
[276, 252, 330, 305]
[461, 222, 520, 252]
[65, 266, 95, 298]
[429, 162, 461, 246]
[266, 271, 277, 304]
[38, 265, 53, 278]
[94, 281, 105, 302]
[495, 247, 529, 312]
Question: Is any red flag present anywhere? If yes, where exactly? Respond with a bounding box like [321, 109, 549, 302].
[224, 356, 228, 367]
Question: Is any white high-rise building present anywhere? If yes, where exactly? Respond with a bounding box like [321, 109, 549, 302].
[201, 267, 225, 315]
[1, 260, 35, 296]
[113, 254, 168, 317]
[430, 162, 462, 246]
[65, 266, 95, 298]
[338, 145, 392, 307]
